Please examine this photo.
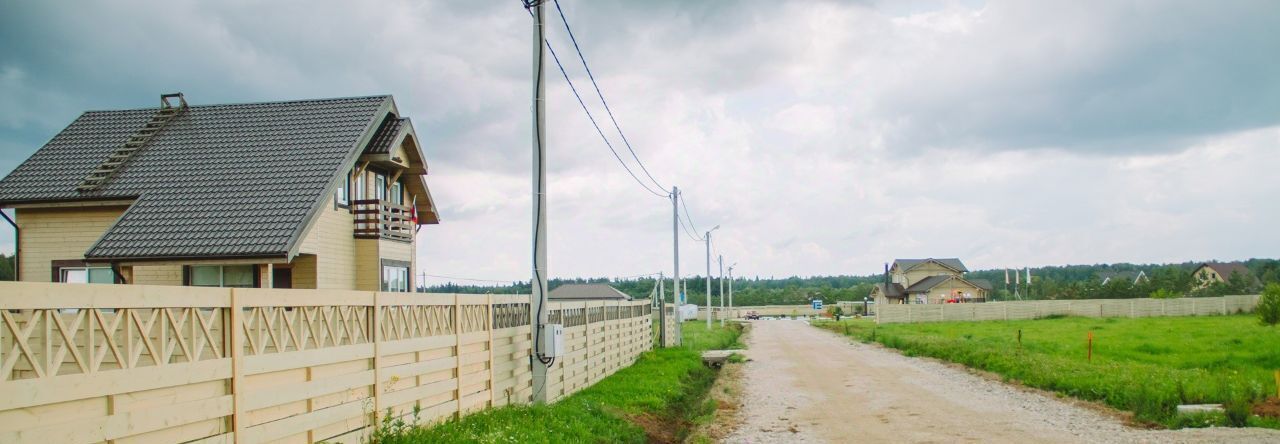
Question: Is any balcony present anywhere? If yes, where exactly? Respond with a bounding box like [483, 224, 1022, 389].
[352, 199, 414, 242]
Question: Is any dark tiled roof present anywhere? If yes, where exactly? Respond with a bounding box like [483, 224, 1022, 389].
[0, 95, 391, 259]
[894, 258, 968, 273]
[1198, 262, 1251, 279]
[548, 283, 632, 301]
[969, 278, 994, 291]
[363, 114, 407, 155]
[872, 282, 906, 299]
[905, 275, 953, 293]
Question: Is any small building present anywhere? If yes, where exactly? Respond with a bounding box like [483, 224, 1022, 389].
[1097, 270, 1149, 286]
[870, 258, 989, 304]
[547, 283, 633, 301]
[0, 93, 439, 291]
[1192, 262, 1251, 288]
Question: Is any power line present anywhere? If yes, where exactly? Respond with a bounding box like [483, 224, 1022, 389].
[613, 271, 662, 280]
[677, 209, 703, 242]
[420, 273, 519, 284]
[521, 2, 667, 198]
[679, 192, 705, 240]
[552, 0, 667, 192]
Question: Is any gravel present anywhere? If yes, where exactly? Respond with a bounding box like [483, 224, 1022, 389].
[722, 320, 1280, 444]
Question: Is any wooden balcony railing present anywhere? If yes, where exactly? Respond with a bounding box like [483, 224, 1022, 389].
[352, 199, 414, 242]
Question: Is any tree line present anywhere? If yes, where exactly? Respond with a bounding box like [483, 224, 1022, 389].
[421, 259, 1280, 305]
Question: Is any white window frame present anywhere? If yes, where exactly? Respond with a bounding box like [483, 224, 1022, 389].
[61, 266, 115, 284]
[375, 174, 387, 201]
[389, 180, 403, 205]
[381, 263, 410, 292]
[336, 171, 350, 206]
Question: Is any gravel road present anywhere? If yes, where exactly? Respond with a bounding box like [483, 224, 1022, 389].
[723, 320, 1280, 444]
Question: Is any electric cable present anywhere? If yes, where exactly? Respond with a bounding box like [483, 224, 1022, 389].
[552, 0, 667, 192]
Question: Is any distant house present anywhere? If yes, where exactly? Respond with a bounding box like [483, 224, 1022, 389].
[1192, 262, 1251, 288]
[1097, 271, 1149, 286]
[548, 283, 632, 301]
[0, 93, 439, 291]
[869, 258, 991, 305]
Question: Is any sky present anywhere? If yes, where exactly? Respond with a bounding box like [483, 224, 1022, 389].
[1, 0, 1278, 285]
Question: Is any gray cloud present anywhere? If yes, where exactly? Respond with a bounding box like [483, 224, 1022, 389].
[1, 0, 1277, 281]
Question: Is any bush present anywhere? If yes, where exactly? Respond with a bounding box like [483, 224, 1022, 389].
[1149, 288, 1182, 299]
[1258, 283, 1280, 326]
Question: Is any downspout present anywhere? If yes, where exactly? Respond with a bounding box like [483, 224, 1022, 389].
[1, 209, 17, 281]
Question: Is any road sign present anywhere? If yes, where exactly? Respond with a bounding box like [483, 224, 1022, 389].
[812, 300, 823, 310]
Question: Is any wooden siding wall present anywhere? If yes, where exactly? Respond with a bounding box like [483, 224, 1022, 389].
[297, 197, 358, 290]
[14, 206, 127, 282]
[132, 264, 184, 286]
[0, 282, 652, 444]
[875, 295, 1262, 324]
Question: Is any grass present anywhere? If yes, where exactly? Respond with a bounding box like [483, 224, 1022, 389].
[814, 315, 1280, 429]
[370, 321, 744, 443]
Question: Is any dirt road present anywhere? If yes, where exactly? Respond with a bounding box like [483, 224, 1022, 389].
[724, 320, 1280, 443]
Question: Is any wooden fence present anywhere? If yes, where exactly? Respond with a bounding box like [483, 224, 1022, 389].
[0, 282, 653, 443]
[876, 295, 1261, 324]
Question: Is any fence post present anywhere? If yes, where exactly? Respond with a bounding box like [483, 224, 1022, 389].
[1004, 303, 1009, 321]
[487, 293, 495, 408]
[1191, 299, 1197, 316]
[1222, 297, 1227, 315]
[229, 289, 245, 444]
[372, 291, 383, 424]
[454, 293, 463, 417]
[1130, 300, 1135, 318]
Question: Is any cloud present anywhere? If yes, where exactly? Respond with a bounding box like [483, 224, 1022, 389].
[1, 0, 1277, 282]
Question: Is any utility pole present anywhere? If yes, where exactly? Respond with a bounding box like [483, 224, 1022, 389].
[528, 0, 551, 404]
[705, 225, 719, 328]
[669, 186, 679, 347]
[718, 255, 725, 327]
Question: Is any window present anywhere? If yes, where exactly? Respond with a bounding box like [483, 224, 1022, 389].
[190, 265, 256, 288]
[374, 174, 387, 201]
[336, 171, 350, 206]
[389, 180, 403, 205]
[381, 263, 409, 292]
[355, 173, 366, 200]
[61, 267, 114, 284]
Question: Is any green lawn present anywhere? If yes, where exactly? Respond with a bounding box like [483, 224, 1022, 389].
[815, 315, 1280, 429]
[369, 322, 743, 443]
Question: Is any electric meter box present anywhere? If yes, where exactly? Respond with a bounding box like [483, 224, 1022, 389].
[542, 324, 564, 358]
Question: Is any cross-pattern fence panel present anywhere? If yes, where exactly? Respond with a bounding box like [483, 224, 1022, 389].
[0, 282, 654, 444]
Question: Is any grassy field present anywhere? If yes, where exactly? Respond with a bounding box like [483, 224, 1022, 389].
[814, 315, 1280, 429]
[369, 321, 744, 443]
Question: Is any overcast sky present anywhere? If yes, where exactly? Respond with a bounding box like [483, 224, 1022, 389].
[2, 0, 1278, 284]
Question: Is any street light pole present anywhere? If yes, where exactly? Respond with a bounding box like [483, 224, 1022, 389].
[728, 263, 736, 320]
[718, 255, 725, 327]
[704, 225, 719, 328]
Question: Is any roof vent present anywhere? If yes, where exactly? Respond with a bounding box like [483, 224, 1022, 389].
[77, 93, 189, 192]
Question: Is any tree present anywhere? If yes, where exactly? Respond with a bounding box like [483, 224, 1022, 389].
[1257, 283, 1280, 326]
[0, 254, 14, 281]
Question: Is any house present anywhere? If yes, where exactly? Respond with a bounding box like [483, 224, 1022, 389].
[547, 283, 633, 301]
[869, 258, 991, 304]
[0, 93, 439, 291]
[1097, 270, 1149, 285]
[1192, 262, 1251, 288]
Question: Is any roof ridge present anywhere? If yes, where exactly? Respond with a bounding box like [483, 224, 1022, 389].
[81, 94, 393, 114]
